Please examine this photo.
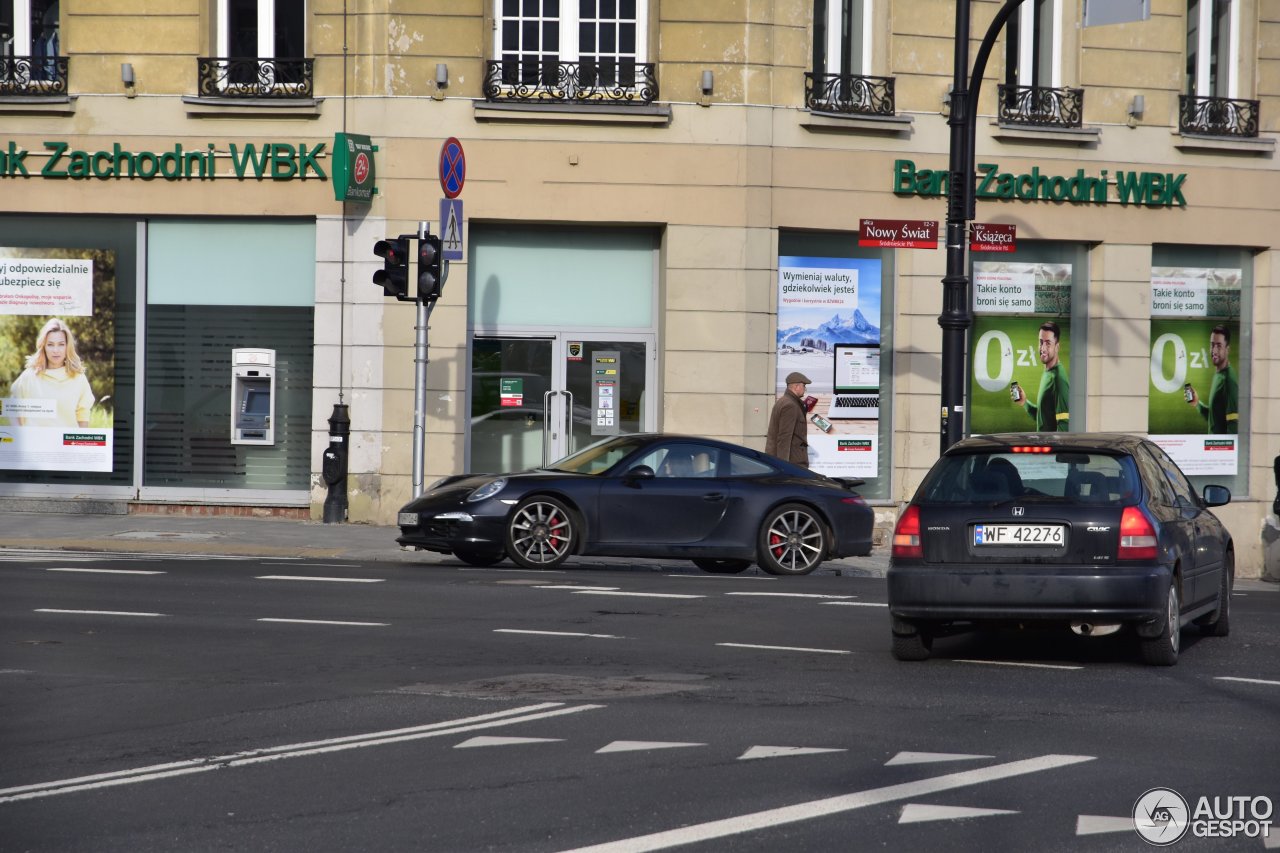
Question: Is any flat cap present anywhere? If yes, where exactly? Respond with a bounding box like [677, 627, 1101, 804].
[785, 371, 812, 385]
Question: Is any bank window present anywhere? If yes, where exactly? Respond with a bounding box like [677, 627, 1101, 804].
[1148, 245, 1251, 497]
[494, 0, 648, 91]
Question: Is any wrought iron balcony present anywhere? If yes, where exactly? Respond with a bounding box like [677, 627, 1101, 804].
[804, 72, 895, 116]
[0, 56, 69, 96]
[1179, 94, 1259, 138]
[997, 84, 1084, 128]
[196, 57, 314, 99]
[483, 59, 658, 105]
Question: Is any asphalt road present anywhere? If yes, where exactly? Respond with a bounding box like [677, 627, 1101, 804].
[2, 550, 1278, 852]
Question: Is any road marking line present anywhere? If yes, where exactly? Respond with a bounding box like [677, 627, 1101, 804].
[899, 803, 1017, 823]
[725, 592, 855, 600]
[455, 736, 563, 748]
[886, 752, 993, 766]
[0, 702, 603, 804]
[557, 754, 1095, 852]
[823, 601, 888, 607]
[495, 629, 622, 639]
[254, 575, 384, 583]
[717, 642, 850, 655]
[458, 567, 566, 573]
[534, 585, 620, 591]
[666, 574, 774, 580]
[1076, 815, 1135, 835]
[45, 568, 165, 575]
[954, 659, 1082, 671]
[597, 741, 706, 754]
[576, 591, 705, 600]
[257, 618, 387, 627]
[0, 669, 32, 675]
[34, 609, 162, 617]
[1216, 676, 1280, 687]
[739, 746, 845, 760]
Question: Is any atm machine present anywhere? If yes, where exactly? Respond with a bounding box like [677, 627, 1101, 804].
[230, 348, 275, 445]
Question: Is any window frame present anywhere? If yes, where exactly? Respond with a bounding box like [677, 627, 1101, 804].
[493, 0, 649, 89]
[1186, 0, 1238, 97]
[1005, 0, 1060, 89]
[1, 0, 58, 59]
[216, 0, 306, 60]
[814, 0, 871, 78]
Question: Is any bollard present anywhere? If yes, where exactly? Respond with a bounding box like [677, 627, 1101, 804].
[322, 403, 350, 523]
[1263, 455, 1280, 583]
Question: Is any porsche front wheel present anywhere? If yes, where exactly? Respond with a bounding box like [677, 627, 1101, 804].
[506, 497, 577, 569]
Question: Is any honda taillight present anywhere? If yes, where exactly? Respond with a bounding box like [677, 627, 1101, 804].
[1118, 506, 1158, 561]
[892, 504, 922, 560]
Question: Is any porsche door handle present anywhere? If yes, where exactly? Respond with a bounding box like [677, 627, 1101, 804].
[702, 493, 726, 502]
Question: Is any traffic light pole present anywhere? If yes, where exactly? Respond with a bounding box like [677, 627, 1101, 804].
[940, 0, 1025, 452]
[412, 219, 433, 498]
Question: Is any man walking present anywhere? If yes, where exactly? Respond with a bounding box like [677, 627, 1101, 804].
[1011, 321, 1069, 431]
[766, 371, 811, 467]
[1186, 324, 1239, 434]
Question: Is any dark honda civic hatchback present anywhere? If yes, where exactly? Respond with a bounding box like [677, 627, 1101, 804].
[396, 433, 874, 575]
[887, 433, 1234, 666]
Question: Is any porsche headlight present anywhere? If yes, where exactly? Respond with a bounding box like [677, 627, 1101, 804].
[466, 478, 507, 503]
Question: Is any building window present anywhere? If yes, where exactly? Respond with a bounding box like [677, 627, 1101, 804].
[218, 0, 305, 61]
[488, 0, 653, 101]
[1005, 0, 1058, 90]
[1186, 0, 1234, 97]
[812, 0, 869, 78]
[1, 0, 63, 91]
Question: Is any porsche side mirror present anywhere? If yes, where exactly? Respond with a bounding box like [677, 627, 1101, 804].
[623, 464, 656, 484]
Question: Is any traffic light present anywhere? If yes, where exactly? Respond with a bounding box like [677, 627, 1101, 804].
[417, 233, 447, 301]
[373, 236, 411, 300]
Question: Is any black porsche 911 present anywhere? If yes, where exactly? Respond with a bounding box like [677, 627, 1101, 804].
[396, 433, 874, 575]
[887, 433, 1234, 666]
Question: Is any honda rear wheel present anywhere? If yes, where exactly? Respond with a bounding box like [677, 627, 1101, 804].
[1140, 582, 1180, 666]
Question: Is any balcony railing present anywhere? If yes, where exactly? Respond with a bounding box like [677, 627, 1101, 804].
[804, 72, 895, 116]
[0, 56, 69, 96]
[997, 84, 1084, 128]
[196, 57, 314, 99]
[1179, 94, 1259, 138]
[483, 59, 658, 105]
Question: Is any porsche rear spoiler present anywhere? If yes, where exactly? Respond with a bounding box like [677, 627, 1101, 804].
[832, 477, 865, 490]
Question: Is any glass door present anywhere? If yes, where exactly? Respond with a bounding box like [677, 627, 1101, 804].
[469, 334, 653, 473]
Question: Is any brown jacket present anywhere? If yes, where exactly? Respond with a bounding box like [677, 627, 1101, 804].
[765, 389, 809, 467]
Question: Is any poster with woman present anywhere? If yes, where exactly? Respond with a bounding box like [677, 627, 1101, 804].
[969, 262, 1073, 434]
[775, 255, 882, 477]
[1147, 267, 1240, 476]
[0, 247, 116, 473]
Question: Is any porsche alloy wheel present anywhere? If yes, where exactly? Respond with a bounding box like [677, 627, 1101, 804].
[757, 504, 827, 576]
[506, 497, 576, 569]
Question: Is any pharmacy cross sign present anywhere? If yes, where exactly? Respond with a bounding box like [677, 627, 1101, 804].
[439, 137, 465, 199]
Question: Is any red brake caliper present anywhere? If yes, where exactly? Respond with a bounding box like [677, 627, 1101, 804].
[548, 513, 561, 548]
[770, 531, 784, 558]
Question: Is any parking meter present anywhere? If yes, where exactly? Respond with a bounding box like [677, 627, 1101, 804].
[323, 403, 350, 523]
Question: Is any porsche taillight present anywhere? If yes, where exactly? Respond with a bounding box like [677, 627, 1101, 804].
[1118, 506, 1158, 561]
[892, 504, 922, 560]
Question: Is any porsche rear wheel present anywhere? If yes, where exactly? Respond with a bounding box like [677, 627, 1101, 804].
[756, 504, 827, 576]
[692, 558, 752, 574]
[506, 497, 577, 569]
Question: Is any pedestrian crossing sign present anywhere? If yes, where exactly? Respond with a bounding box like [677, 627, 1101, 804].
[440, 197, 464, 261]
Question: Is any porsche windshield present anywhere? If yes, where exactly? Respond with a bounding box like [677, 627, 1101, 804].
[547, 436, 648, 475]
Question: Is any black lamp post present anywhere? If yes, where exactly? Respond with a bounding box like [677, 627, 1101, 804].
[940, 0, 1027, 451]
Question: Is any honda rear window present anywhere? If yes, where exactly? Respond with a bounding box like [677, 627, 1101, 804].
[920, 450, 1140, 505]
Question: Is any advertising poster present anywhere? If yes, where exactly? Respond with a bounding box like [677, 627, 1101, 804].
[969, 262, 1073, 434]
[0, 248, 116, 472]
[1148, 267, 1241, 475]
[776, 256, 882, 477]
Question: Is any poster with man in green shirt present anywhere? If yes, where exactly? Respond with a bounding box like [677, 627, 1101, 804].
[1186, 324, 1239, 434]
[1011, 321, 1069, 431]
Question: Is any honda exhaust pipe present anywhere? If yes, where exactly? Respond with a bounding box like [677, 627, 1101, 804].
[1071, 622, 1121, 637]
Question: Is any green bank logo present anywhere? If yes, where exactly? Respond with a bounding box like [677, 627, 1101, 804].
[1, 140, 327, 181]
[893, 159, 1186, 207]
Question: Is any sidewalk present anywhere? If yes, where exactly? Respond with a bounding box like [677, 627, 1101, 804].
[0, 510, 894, 578]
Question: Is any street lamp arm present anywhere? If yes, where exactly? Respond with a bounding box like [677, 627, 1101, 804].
[964, 0, 1027, 218]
